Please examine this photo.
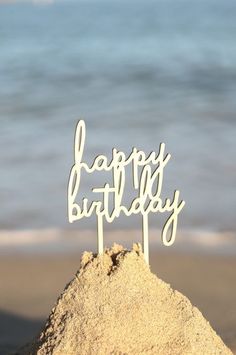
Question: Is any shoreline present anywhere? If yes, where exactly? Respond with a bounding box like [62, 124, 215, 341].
[0, 228, 236, 256]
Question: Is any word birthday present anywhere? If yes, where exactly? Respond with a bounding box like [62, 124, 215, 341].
[68, 120, 185, 263]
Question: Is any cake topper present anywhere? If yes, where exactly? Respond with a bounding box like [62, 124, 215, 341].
[68, 120, 185, 264]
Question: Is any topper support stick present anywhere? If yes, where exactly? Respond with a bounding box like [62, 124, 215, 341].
[142, 214, 149, 264]
[97, 214, 104, 254]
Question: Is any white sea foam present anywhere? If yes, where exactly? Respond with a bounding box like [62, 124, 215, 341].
[0, 229, 235, 255]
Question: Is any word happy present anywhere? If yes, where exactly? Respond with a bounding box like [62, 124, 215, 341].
[68, 120, 185, 263]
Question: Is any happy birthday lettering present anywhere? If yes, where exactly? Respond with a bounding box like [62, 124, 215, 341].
[68, 120, 185, 263]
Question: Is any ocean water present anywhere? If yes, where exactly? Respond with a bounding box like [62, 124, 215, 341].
[0, 0, 236, 233]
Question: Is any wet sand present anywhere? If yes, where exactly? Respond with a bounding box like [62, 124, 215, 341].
[0, 249, 235, 354]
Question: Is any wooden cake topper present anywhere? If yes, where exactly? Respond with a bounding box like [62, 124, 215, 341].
[68, 120, 185, 264]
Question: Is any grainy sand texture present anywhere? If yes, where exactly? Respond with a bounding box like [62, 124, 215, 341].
[26, 244, 232, 355]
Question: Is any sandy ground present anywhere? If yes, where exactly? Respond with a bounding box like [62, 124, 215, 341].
[0, 248, 235, 354]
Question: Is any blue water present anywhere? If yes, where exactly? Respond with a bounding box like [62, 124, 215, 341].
[0, 0, 236, 232]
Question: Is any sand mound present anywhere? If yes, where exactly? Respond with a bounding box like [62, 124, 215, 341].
[30, 244, 231, 355]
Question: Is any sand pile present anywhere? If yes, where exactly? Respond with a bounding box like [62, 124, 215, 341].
[30, 244, 231, 355]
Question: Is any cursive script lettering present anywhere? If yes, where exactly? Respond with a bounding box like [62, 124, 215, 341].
[68, 120, 185, 263]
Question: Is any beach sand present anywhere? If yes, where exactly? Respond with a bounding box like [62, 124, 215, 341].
[0, 244, 235, 354]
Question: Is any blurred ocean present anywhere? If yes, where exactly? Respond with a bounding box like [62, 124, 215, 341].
[0, 0, 236, 234]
